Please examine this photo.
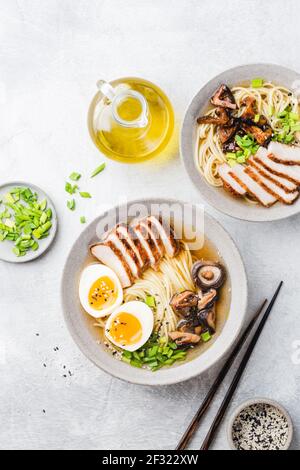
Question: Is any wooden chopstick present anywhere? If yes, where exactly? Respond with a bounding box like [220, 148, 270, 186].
[200, 281, 283, 450]
[176, 298, 268, 450]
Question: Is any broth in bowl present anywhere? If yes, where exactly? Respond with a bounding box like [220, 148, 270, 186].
[78, 216, 231, 372]
[61, 198, 247, 385]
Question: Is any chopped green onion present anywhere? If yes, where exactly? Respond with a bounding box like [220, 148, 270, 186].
[145, 294, 156, 308]
[130, 359, 142, 368]
[133, 351, 141, 361]
[91, 163, 106, 178]
[122, 350, 132, 359]
[201, 331, 212, 342]
[148, 361, 158, 368]
[254, 114, 260, 123]
[226, 152, 236, 160]
[0, 186, 52, 257]
[251, 78, 264, 88]
[272, 105, 300, 144]
[67, 199, 76, 211]
[79, 192, 92, 198]
[122, 356, 131, 365]
[80, 216, 86, 224]
[5, 193, 15, 204]
[39, 199, 47, 211]
[65, 182, 78, 195]
[69, 172, 81, 181]
[40, 212, 47, 224]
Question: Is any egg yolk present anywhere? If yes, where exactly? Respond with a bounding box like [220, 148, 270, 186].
[109, 312, 142, 346]
[88, 276, 117, 310]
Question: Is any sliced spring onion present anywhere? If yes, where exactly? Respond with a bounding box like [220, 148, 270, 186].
[91, 163, 106, 178]
[65, 182, 78, 195]
[272, 106, 300, 144]
[120, 333, 192, 372]
[67, 199, 76, 211]
[145, 294, 156, 308]
[0, 187, 52, 257]
[69, 172, 81, 181]
[201, 331, 212, 342]
[79, 192, 92, 198]
[251, 78, 264, 88]
[80, 216, 86, 224]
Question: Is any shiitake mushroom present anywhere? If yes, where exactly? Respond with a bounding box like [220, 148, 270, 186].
[192, 260, 226, 290]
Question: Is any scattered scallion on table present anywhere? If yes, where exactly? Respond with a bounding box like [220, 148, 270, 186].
[65, 182, 78, 195]
[69, 172, 81, 181]
[79, 192, 92, 199]
[67, 199, 76, 211]
[65, 163, 106, 220]
[91, 163, 106, 178]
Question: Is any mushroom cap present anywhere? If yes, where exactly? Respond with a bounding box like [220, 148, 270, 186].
[169, 290, 199, 316]
[197, 288, 218, 310]
[177, 318, 195, 333]
[192, 260, 226, 290]
[197, 308, 216, 333]
[168, 331, 201, 346]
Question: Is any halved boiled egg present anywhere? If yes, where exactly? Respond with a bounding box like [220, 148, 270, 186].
[79, 264, 123, 318]
[105, 300, 154, 351]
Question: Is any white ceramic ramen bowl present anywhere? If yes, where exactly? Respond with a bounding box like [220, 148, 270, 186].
[181, 63, 300, 222]
[61, 198, 248, 385]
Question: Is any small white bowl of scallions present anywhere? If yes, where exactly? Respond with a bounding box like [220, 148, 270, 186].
[0, 182, 57, 263]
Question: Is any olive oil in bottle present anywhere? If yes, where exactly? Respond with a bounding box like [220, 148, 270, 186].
[88, 77, 174, 163]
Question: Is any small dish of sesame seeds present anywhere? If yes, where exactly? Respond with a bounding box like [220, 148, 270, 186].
[227, 398, 293, 450]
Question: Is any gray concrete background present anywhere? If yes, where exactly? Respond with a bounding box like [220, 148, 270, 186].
[0, 0, 299, 450]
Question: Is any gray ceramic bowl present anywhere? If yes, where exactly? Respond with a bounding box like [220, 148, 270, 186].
[227, 398, 293, 450]
[0, 181, 58, 263]
[181, 63, 300, 222]
[61, 198, 248, 385]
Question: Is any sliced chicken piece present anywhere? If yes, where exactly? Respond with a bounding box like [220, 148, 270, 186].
[139, 218, 165, 257]
[218, 163, 247, 196]
[147, 216, 180, 257]
[106, 230, 141, 278]
[248, 157, 297, 193]
[245, 166, 299, 205]
[133, 223, 162, 268]
[90, 240, 134, 288]
[115, 223, 148, 270]
[255, 147, 300, 185]
[268, 141, 300, 165]
[229, 164, 277, 207]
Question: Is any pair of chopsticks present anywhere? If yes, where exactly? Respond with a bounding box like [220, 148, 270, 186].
[176, 281, 283, 450]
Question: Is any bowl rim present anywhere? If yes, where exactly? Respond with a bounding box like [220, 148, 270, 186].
[226, 397, 294, 450]
[61, 197, 248, 385]
[180, 62, 300, 223]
